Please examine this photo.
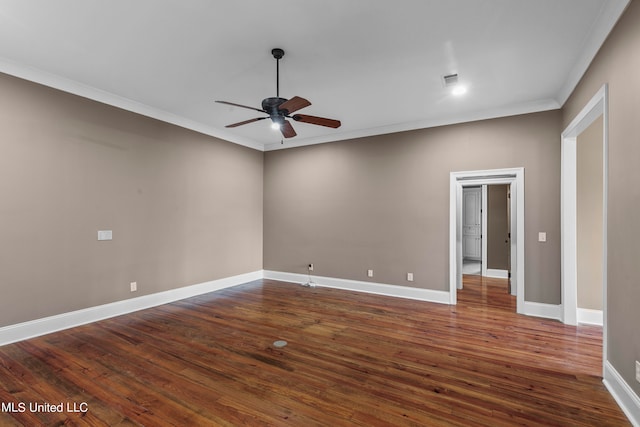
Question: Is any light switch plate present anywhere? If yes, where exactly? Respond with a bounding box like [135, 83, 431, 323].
[538, 232, 547, 242]
[98, 230, 113, 241]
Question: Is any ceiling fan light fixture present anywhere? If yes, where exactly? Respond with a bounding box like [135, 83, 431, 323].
[271, 115, 284, 130]
[216, 48, 341, 139]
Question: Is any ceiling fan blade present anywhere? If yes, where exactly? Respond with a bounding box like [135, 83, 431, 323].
[225, 117, 267, 128]
[278, 96, 311, 114]
[280, 120, 297, 138]
[292, 114, 341, 129]
[215, 100, 266, 113]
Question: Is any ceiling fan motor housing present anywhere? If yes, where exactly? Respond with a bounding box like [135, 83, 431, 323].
[262, 97, 289, 117]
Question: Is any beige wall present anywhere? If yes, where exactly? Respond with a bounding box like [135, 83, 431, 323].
[487, 184, 509, 271]
[4, 1, 636, 398]
[0, 73, 264, 327]
[264, 110, 562, 304]
[576, 116, 604, 311]
[562, 0, 640, 396]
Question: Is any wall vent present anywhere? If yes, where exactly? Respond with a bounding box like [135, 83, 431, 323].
[443, 73, 459, 87]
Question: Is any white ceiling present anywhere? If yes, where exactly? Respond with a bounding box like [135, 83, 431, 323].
[0, 0, 629, 151]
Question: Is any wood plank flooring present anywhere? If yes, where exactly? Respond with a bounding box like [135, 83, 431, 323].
[0, 276, 629, 426]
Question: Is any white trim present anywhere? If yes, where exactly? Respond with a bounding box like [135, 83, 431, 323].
[0, 270, 263, 347]
[2, 269, 635, 427]
[522, 302, 563, 322]
[560, 82, 608, 387]
[561, 133, 578, 326]
[577, 308, 603, 326]
[481, 185, 489, 278]
[450, 168, 524, 311]
[264, 99, 560, 151]
[0, 57, 264, 152]
[450, 173, 462, 300]
[0, 56, 561, 154]
[486, 269, 509, 279]
[263, 271, 450, 305]
[603, 361, 640, 427]
[555, 0, 630, 105]
[561, 84, 608, 326]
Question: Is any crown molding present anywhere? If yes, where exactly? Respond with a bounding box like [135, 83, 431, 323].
[0, 57, 264, 151]
[555, 0, 630, 106]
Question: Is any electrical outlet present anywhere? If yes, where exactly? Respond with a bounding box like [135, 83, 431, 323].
[367, 269, 374, 278]
[407, 273, 414, 281]
[636, 360, 640, 383]
[308, 263, 314, 272]
[130, 282, 137, 292]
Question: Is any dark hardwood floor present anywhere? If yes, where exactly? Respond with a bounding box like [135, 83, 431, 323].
[0, 276, 629, 426]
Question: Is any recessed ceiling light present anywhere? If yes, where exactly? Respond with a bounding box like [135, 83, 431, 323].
[442, 73, 467, 96]
[452, 85, 467, 96]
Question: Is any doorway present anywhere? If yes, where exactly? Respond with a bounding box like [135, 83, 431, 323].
[462, 187, 482, 275]
[484, 184, 511, 279]
[449, 168, 525, 314]
[462, 185, 511, 279]
[561, 85, 607, 350]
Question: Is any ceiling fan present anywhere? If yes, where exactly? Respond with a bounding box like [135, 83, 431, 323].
[216, 48, 341, 139]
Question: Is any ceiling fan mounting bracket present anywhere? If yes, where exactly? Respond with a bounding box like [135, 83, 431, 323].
[271, 48, 284, 60]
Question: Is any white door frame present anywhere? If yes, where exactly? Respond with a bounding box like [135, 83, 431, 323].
[449, 168, 525, 314]
[560, 84, 608, 359]
[481, 185, 488, 277]
[481, 184, 511, 280]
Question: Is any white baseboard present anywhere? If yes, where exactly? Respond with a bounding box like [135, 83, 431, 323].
[2, 269, 637, 427]
[263, 270, 450, 304]
[486, 268, 509, 279]
[264, 271, 565, 319]
[0, 270, 263, 347]
[0, 270, 573, 346]
[603, 361, 640, 427]
[525, 304, 603, 326]
[521, 301, 563, 322]
[577, 308, 604, 326]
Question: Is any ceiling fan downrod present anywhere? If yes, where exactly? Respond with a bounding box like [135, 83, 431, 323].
[272, 48, 284, 98]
